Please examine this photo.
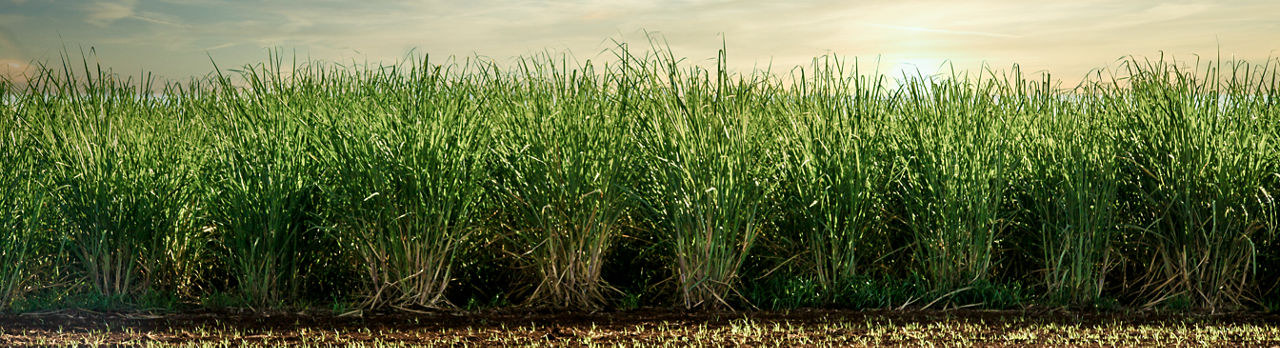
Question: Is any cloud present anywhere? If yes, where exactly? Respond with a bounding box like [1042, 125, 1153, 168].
[204, 42, 238, 51]
[133, 11, 184, 27]
[864, 23, 1021, 39]
[0, 58, 30, 85]
[0, 59, 25, 70]
[1060, 2, 1213, 35]
[1, 0, 1273, 88]
[1141, 2, 1213, 22]
[85, 0, 139, 27]
[0, 26, 23, 58]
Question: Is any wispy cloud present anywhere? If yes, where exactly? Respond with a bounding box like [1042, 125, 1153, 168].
[82, 0, 182, 28]
[0, 59, 25, 70]
[133, 11, 183, 27]
[84, 0, 139, 27]
[0, 0, 1273, 86]
[865, 23, 1021, 39]
[1134, 2, 1213, 24]
[203, 42, 237, 51]
[1045, 2, 1214, 36]
[0, 58, 30, 85]
[0, 26, 23, 58]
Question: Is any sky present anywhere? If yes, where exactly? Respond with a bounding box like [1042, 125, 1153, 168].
[1, 0, 1278, 87]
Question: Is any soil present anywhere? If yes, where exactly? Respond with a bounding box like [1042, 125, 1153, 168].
[0, 308, 1277, 346]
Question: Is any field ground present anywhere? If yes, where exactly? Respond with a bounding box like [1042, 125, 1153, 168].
[0, 309, 1277, 347]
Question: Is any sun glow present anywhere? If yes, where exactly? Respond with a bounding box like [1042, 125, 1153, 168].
[887, 58, 945, 81]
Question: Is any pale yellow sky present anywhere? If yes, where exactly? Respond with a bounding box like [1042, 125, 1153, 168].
[1, 0, 1277, 86]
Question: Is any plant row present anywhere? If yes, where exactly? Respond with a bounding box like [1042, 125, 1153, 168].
[0, 46, 1277, 312]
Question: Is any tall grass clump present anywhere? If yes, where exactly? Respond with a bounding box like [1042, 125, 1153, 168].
[25, 61, 202, 300]
[202, 57, 320, 309]
[1117, 57, 1279, 311]
[0, 146, 37, 310]
[0, 85, 44, 309]
[491, 56, 635, 310]
[315, 58, 491, 310]
[635, 46, 778, 309]
[1264, 75, 1280, 308]
[893, 73, 1013, 298]
[780, 57, 897, 297]
[1018, 73, 1122, 306]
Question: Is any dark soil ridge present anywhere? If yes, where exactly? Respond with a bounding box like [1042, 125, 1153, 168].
[2, 307, 1276, 332]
